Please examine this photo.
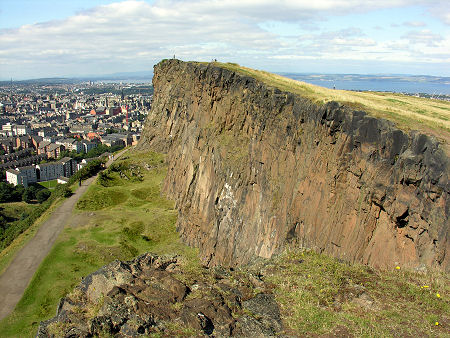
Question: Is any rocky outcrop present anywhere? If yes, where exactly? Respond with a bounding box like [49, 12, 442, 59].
[140, 59, 449, 270]
[37, 253, 282, 337]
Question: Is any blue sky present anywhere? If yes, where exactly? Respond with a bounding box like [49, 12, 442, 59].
[0, 0, 449, 79]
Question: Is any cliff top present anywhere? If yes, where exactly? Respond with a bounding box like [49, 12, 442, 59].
[202, 61, 450, 147]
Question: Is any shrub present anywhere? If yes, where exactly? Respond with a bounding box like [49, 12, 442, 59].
[54, 184, 72, 198]
[36, 189, 51, 203]
[22, 188, 35, 204]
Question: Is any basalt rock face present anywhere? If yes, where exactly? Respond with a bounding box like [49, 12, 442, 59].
[140, 59, 449, 270]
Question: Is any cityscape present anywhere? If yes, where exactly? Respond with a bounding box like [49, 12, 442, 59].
[0, 80, 152, 186]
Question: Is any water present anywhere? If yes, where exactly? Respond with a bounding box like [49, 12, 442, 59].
[281, 74, 450, 95]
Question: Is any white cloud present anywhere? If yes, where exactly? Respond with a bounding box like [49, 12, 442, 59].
[403, 21, 426, 27]
[0, 0, 449, 78]
[402, 29, 443, 47]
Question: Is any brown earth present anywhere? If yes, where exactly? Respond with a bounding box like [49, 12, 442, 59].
[139, 59, 449, 271]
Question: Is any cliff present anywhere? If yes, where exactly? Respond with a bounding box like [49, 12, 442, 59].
[139, 59, 449, 270]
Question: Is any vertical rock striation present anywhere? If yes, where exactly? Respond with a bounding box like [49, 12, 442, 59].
[140, 59, 449, 270]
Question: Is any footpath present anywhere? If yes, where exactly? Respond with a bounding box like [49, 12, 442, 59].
[0, 149, 127, 320]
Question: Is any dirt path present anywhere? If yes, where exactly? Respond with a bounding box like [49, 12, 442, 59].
[0, 149, 127, 320]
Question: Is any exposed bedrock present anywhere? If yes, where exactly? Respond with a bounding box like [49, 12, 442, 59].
[139, 59, 449, 270]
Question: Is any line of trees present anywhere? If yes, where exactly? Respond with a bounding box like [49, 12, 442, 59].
[0, 182, 52, 204]
[0, 183, 72, 251]
[57, 144, 124, 162]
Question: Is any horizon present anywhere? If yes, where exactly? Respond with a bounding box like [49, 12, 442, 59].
[1, 1, 450, 80]
[2, 67, 450, 83]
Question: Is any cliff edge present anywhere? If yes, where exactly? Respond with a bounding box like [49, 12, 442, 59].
[139, 59, 449, 270]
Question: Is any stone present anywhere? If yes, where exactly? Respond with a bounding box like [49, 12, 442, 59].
[138, 59, 449, 271]
[37, 253, 283, 337]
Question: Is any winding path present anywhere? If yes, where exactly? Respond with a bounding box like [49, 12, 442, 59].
[0, 150, 127, 320]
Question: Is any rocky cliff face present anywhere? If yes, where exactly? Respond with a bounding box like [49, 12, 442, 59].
[140, 59, 449, 271]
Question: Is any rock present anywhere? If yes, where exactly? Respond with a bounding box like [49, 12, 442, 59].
[353, 292, 376, 311]
[138, 59, 449, 271]
[238, 293, 282, 336]
[37, 253, 283, 337]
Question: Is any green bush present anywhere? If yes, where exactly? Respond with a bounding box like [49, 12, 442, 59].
[36, 189, 51, 203]
[0, 182, 23, 203]
[54, 184, 72, 198]
[69, 159, 105, 185]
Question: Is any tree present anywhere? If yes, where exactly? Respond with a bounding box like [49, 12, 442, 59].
[0, 182, 20, 203]
[54, 184, 72, 198]
[36, 189, 51, 203]
[22, 188, 35, 203]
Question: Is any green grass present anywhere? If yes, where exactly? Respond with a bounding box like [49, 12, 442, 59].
[0, 200, 63, 275]
[265, 249, 449, 337]
[213, 62, 450, 143]
[0, 202, 39, 221]
[37, 180, 58, 190]
[0, 150, 200, 337]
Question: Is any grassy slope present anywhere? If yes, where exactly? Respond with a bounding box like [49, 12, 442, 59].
[264, 249, 449, 337]
[0, 200, 63, 275]
[0, 150, 200, 337]
[0, 202, 38, 220]
[0, 149, 448, 337]
[214, 62, 450, 145]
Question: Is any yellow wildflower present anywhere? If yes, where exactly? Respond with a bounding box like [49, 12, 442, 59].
[395, 266, 400, 270]
[436, 293, 440, 298]
[435, 322, 439, 326]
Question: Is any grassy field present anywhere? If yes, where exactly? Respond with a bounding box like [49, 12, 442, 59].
[37, 180, 58, 190]
[215, 62, 450, 145]
[0, 150, 200, 337]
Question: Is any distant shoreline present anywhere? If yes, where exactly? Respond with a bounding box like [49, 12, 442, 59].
[1, 72, 449, 97]
[281, 73, 450, 96]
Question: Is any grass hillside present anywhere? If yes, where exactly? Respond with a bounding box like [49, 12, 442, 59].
[0, 150, 200, 337]
[0, 149, 448, 337]
[215, 62, 450, 146]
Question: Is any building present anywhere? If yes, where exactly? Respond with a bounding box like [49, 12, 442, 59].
[37, 162, 64, 181]
[6, 165, 37, 187]
[15, 125, 31, 135]
[18, 165, 37, 185]
[38, 127, 58, 138]
[59, 157, 77, 177]
[81, 140, 97, 153]
[6, 169, 26, 186]
[71, 140, 84, 153]
[0, 138, 16, 154]
[31, 135, 43, 150]
[16, 135, 32, 150]
[46, 143, 65, 159]
[38, 140, 51, 155]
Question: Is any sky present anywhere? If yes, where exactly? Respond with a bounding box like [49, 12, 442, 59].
[0, 0, 449, 80]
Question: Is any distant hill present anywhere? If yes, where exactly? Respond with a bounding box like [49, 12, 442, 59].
[0, 70, 154, 85]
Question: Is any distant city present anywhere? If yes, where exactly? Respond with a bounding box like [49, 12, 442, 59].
[1, 70, 448, 187]
[0, 80, 152, 186]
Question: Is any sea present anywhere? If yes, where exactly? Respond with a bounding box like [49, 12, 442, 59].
[280, 74, 450, 96]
